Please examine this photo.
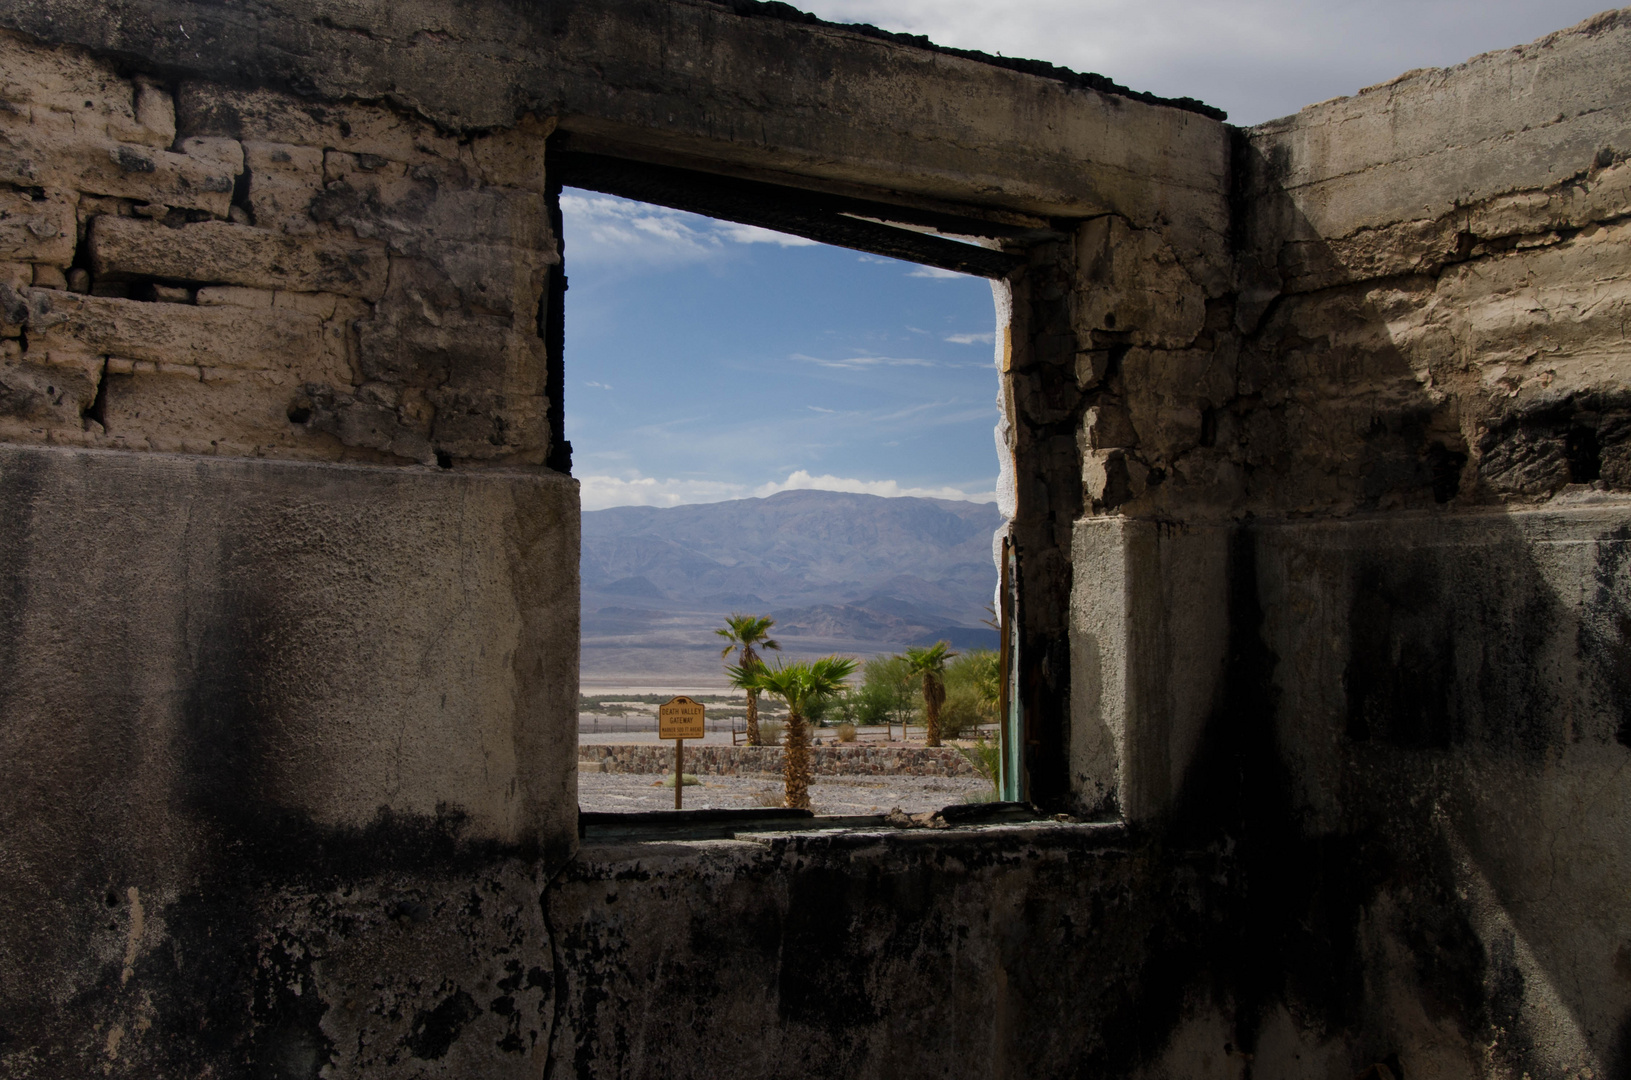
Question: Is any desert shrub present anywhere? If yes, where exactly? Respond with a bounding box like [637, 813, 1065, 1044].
[860, 654, 916, 725]
[805, 689, 839, 726]
[958, 735, 1001, 799]
[751, 787, 784, 807]
[835, 722, 857, 743]
[945, 650, 999, 706]
[937, 687, 986, 739]
[835, 680, 892, 725]
[940, 649, 999, 737]
[661, 773, 701, 787]
[758, 720, 784, 746]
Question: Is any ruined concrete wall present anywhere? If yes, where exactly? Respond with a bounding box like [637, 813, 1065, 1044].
[1073, 10, 1631, 806]
[1233, 11, 1631, 519]
[0, 30, 558, 466]
[0, 446, 578, 1077]
[1230, 18, 1631, 1077]
[547, 825, 1201, 1080]
[1062, 12, 1631, 1077]
[1252, 508, 1631, 1078]
[0, 26, 581, 1079]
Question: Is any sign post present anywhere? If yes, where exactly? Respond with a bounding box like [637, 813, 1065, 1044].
[657, 696, 706, 809]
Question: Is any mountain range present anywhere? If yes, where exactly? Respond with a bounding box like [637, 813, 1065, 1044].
[580, 489, 1003, 687]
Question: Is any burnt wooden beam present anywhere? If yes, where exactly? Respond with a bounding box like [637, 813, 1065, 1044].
[550, 149, 1028, 279]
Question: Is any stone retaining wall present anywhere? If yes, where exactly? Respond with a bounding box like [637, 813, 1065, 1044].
[577, 744, 983, 778]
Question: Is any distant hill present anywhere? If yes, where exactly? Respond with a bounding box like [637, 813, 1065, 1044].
[580, 490, 1003, 687]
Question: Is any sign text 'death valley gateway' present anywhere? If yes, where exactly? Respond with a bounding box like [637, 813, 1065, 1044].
[658, 696, 705, 808]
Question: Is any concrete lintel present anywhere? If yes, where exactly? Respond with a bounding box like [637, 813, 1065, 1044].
[0, 0, 1231, 227]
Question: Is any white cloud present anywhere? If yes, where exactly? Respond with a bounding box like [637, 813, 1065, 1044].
[908, 265, 972, 279]
[559, 193, 720, 271]
[578, 470, 997, 510]
[584, 380, 614, 390]
[754, 470, 997, 503]
[792, 352, 937, 370]
[559, 192, 820, 274]
[578, 474, 751, 511]
[720, 223, 820, 247]
[945, 332, 995, 345]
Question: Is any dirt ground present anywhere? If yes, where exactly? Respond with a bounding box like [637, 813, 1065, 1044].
[577, 771, 994, 815]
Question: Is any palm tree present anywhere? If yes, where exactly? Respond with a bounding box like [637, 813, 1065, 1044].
[716, 614, 780, 746]
[731, 656, 857, 810]
[902, 641, 957, 747]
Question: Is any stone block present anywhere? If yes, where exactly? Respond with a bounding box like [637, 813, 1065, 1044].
[358, 259, 548, 395]
[470, 114, 555, 192]
[26, 289, 342, 377]
[128, 76, 174, 145]
[311, 159, 552, 316]
[0, 344, 100, 437]
[97, 364, 304, 454]
[242, 140, 324, 233]
[0, 122, 237, 215]
[0, 188, 75, 264]
[194, 284, 273, 308]
[175, 134, 242, 173]
[428, 385, 550, 460]
[89, 215, 389, 299]
[0, 27, 140, 136]
[295, 381, 436, 465]
[176, 81, 468, 166]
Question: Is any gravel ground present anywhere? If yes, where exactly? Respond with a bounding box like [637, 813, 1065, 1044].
[578, 772, 994, 815]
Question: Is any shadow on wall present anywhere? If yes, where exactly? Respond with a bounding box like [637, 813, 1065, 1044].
[1112, 134, 1631, 1078]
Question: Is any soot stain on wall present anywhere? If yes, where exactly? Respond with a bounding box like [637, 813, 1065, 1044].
[1580, 523, 1631, 747]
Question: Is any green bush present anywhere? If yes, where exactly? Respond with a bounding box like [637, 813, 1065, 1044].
[758, 720, 784, 746]
[805, 689, 839, 726]
[860, 654, 916, 725]
[958, 735, 1001, 799]
[938, 687, 986, 739]
[939, 649, 998, 737]
[842, 680, 898, 725]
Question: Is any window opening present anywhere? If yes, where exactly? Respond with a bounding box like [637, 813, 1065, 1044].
[554, 149, 1027, 822]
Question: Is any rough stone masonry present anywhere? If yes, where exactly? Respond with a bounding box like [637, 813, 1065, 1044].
[1, 2, 1630, 1078]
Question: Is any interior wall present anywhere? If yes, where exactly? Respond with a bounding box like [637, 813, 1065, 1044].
[0, 29, 581, 1077]
[1065, 10, 1631, 1075]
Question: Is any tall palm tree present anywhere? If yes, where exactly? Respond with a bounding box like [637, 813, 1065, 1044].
[902, 641, 957, 747]
[716, 614, 780, 746]
[731, 656, 857, 810]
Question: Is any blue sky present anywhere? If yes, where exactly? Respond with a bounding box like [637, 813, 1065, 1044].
[563, 1, 1609, 511]
[562, 192, 1000, 510]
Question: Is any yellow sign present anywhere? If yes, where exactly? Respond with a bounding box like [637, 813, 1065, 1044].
[657, 696, 706, 740]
